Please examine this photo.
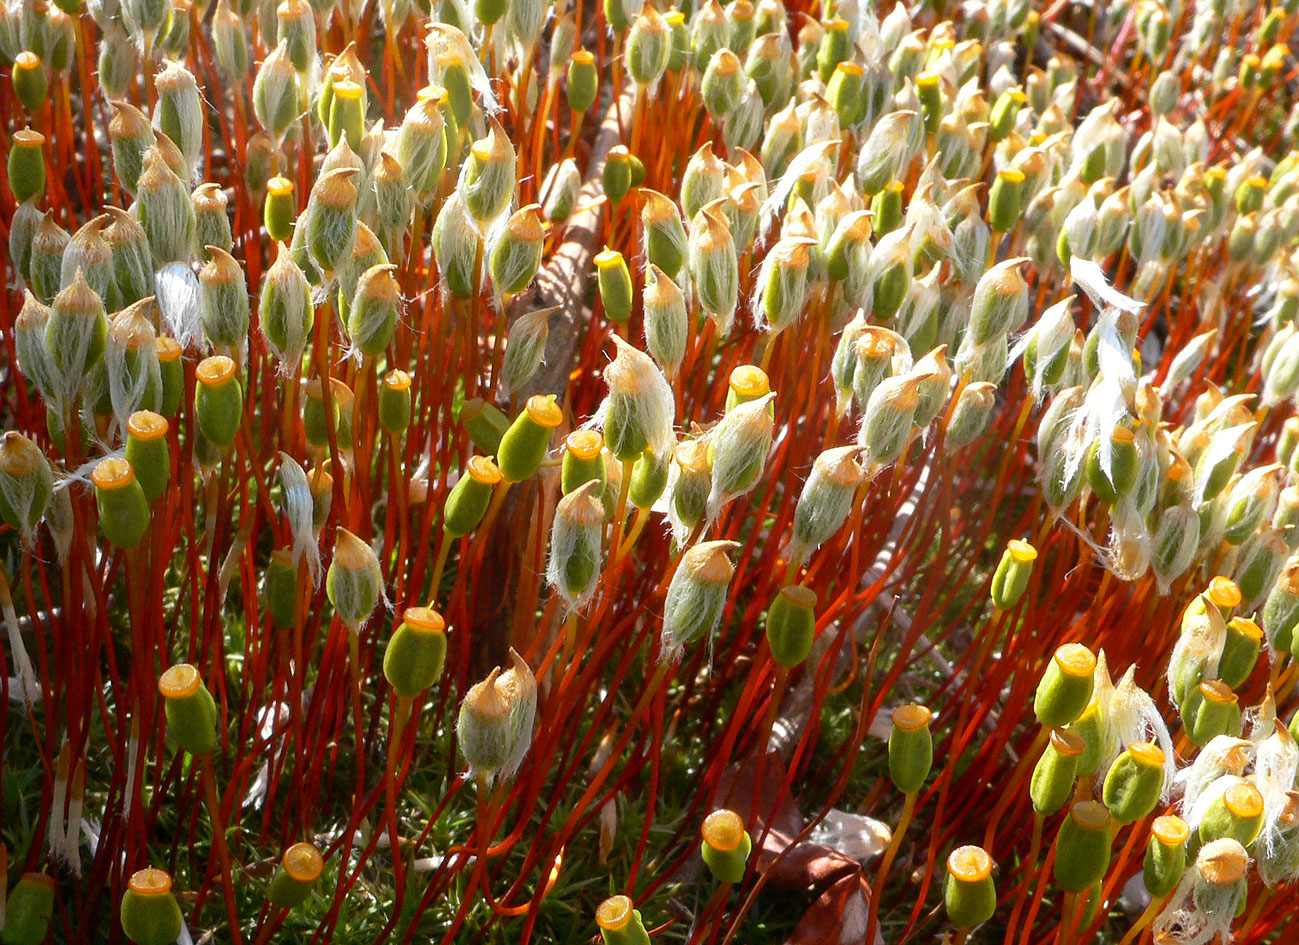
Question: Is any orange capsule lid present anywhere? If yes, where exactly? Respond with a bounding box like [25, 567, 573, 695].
[158, 663, 201, 699]
[128, 868, 172, 896]
[702, 809, 746, 852]
[947, 845, 993, 883]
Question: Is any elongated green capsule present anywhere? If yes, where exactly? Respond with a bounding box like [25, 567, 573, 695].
[1198, 780, 1265, 848]
[567, 49, 598, 113]
[120, 868, 183, 945]
[159, 664, 219, 755]
[444, 455, 503, 537]
[1034, 644, 1096, 728]
[1030, 728, 1085, 816]
[1217, 617, 1262, 689]
[156, 337, 184, 419]
[766, 584, 817, 669]
[384, 606, 448, 698]
[1143, 815, 1190, 898]
[7, 128, 45, 204]
[562, 431, 607, 496]
[1181, 680, 1241, 747]
[888, 703, 934, 794]
[597, 249, 634, 325]
[1103, 742, 1166, 824]
[642, 190, 687, 280]
[630, 445, 670, 510]
[264, 176, 296, 243]
[264, 549, 298, 630]
[266, 842, 324, 910]
[988, 168, 1024, 234]
[700, 809, 751, 883]
[603, 146, 635, 205]
[991, 539, 1037, 609]
[3, 873, 55, 945]
[195, 355, 243, 448]
[1262, 560, 1299, 653]
[944, 846, 996, 930]
[12, 51, 46, 113]
[662, 541, 738, 656]
[462, 399, 510, 455]
[1053, 801, 1112, 893]
[596, 895, 651, 945]
[498, 394, 563, 483]
[378, 369, 412, 435]
[93, 458, 150, 548]
[124, 411, 171, 502]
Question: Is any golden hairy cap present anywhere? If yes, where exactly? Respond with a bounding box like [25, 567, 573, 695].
[702, 809, 746, 851]
[158, 663, 201, 699]
[525, 394, 563, 428]
[565, 429, 604, 460]
[92, 457, 135, 491]
[332, 528, 374, 570]
[596, 895, 634, 931]
[1054, 643, 1096, 678]
[128, 868, 173, 895]
[283, 843, 324, 883]
[947, 845, 993, 883]
[1196, 839, 1248, 885]
[402, 606, 445, 634]
[0, 432, 44, 476]
[892, 703, 932, 731]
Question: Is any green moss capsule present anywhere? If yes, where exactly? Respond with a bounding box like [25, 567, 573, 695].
[765, 584, 817, 669]
[264, 549, 298, 630]
[195, 355, 243, 448]
[266, 843, 324, 910]
[1102, 742, 1167, 825]
[596, 249, 634, 325]
[991, 539, 1036, 610]
[567, 49, 598, 113]
[1143, 815, 1190, 899]
[1181, 680, 1241, 748]
[156, 337, 184, 419]
[462, 398, 510, 455]
[384, 606, 448, 698]
[12, 51, 46, 113]
[1034, 644, 1097, 728]
[2, 872, 55, 945]
[629, 445, 669, 510]
[0, 431, 53, 539]
[1198, 780, 1265, 848]
[1262, 561, 1299, 653]
[1030, 728, 1085, 816]
[596, 895, 651, 945]
[700, 809, 751, 884]
[264, 176, 296, 243]
[1053, 801, 1112, 893]
[444, 455, 503, 537]
[498, 394, 563, 483]
[92, 457, 150, 548]
[7, 128, 45, 204]
[119, 868, 183, 945]
[943, 846, 996, 930]
[124, 411, 171, 502]
[159, 664, 219, 756]
[987, 168, 1024, 234]
[562, 430, 607, 496]
[888, 703, 934, 795]
[1217, 617, 1262, 689]
[378, 369, 412, 435]
[871, 180, 904, 235]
